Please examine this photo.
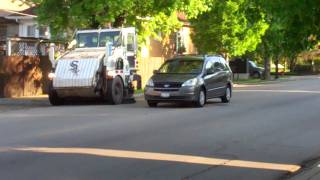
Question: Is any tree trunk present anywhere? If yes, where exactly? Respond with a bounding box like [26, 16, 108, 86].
[275, 55, 279, 79]
[289, 55, 297, 72]
[264, 56, 271, 80]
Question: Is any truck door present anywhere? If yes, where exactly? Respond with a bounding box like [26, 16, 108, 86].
[122, 27, 141, 89]
[122, 27, 137, 71]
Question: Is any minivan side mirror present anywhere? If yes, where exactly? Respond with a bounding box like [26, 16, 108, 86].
[214, 67, 223, 73]
[206, 68, 215, 75]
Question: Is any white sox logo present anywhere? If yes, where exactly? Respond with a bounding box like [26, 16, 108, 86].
[70, 60, 80, 75]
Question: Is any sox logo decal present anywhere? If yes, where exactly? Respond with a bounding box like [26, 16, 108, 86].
[70, 60, 80, 75]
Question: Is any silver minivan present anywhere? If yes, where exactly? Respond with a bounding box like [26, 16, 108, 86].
[144, 55, 233, 107]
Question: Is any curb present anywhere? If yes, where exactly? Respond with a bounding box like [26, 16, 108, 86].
[285, 158, 320, 180]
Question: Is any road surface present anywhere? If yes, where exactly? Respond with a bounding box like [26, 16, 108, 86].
[0, 76, 320, 180]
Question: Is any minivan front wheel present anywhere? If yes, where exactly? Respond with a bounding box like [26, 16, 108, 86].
[194, 88, 206, 107]
[221, 86, 231, 103]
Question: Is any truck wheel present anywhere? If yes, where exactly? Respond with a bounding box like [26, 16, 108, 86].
[48, 84, 63, 106]
[107, 76, 124, 105]
[123, 82, 135, 100]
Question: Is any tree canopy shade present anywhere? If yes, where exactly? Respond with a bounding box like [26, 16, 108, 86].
[254, 0, 320, 78]
[191, 0, 269, 56]
[190, 0, 320, 79]
[22, 0, 213, 42]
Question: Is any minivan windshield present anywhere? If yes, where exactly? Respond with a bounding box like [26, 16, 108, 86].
[158, 59, 203, 74]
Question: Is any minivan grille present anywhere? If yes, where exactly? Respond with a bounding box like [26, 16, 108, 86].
[154, 82, 182, 91]
[154, 82, 182, 88]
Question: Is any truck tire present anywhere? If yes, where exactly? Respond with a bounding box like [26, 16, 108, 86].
[107, 76, 124, 105]
[48, 83, 63, 106]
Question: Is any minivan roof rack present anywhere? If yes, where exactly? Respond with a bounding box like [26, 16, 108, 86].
[175, 54, 201, 57]
[175, 54, 223, 59]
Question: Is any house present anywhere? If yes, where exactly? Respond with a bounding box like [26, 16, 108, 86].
[4, 7, 50, 39]
[0, 1, 51, 55]
[138, 13, 197, 86]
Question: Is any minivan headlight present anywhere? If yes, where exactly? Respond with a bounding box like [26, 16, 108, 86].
[146, 78, 154, 87]
[182, 78, 198, 87]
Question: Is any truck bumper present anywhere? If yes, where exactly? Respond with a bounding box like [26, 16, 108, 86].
[55, 87, 98, 98]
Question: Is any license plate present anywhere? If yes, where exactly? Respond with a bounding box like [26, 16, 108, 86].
[160, 92, 170, 98]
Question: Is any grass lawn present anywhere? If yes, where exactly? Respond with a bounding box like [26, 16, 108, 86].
[134, 88, 144, 94]
[233, 75, 291, 85]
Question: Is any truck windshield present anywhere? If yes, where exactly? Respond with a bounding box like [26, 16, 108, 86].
[77, 33, 99, 48]
[99, 31, 120, 47]
[76, 31, 120, 48]
[158, 59, 203, 74]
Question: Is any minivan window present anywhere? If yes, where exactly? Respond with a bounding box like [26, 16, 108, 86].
[158, 59, 203, 74]
[218, 58, 228, 71]
[205, 60, 215, 74]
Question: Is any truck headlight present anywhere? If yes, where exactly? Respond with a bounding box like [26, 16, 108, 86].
[48, 72, 56, 80]
[182, 78, 198, 87]
[146, 78, 154, 87]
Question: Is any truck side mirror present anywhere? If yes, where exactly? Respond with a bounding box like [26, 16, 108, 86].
[106, 42, 113, 57]
[67, 39, 77, 50]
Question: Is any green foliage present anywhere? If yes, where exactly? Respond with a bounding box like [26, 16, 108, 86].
[23, 0, 212, 43]
[191, 0, 269, 56]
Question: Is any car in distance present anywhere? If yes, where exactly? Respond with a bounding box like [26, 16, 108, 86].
[248, 60, 265, 78]
[144, 55, 233, 107]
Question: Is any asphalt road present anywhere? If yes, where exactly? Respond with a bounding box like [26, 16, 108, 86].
[0, 76, 320, 180]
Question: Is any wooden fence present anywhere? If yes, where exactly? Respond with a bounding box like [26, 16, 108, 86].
[138, 57, 165, 87]
[0, 56, 51, 98]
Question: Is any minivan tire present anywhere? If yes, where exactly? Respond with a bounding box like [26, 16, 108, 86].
[194, 88, 206, 107]
[221, 86, 231, 103]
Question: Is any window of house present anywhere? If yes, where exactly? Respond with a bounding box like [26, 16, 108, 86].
[38, 26, 48, 37]
[0, 25, 6, 40]
[27, 25, 36, 37]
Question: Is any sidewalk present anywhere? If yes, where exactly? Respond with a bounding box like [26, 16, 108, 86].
[0, 95, 49, 106]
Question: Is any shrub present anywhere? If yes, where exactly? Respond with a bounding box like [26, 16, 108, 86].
[293, 64, 313, 74]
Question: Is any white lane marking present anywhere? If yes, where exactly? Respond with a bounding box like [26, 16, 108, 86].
[234, 90, 320, 94]
[11, 147, 301, 173]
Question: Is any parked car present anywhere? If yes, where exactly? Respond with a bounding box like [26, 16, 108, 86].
[144, 55, 233, 107]
[248, 60, 265, 78]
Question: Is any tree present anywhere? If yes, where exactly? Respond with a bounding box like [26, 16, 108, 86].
[22, 0, 213, 43]
[255, 0, 320, 79]
[191, 0, 269, 57]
